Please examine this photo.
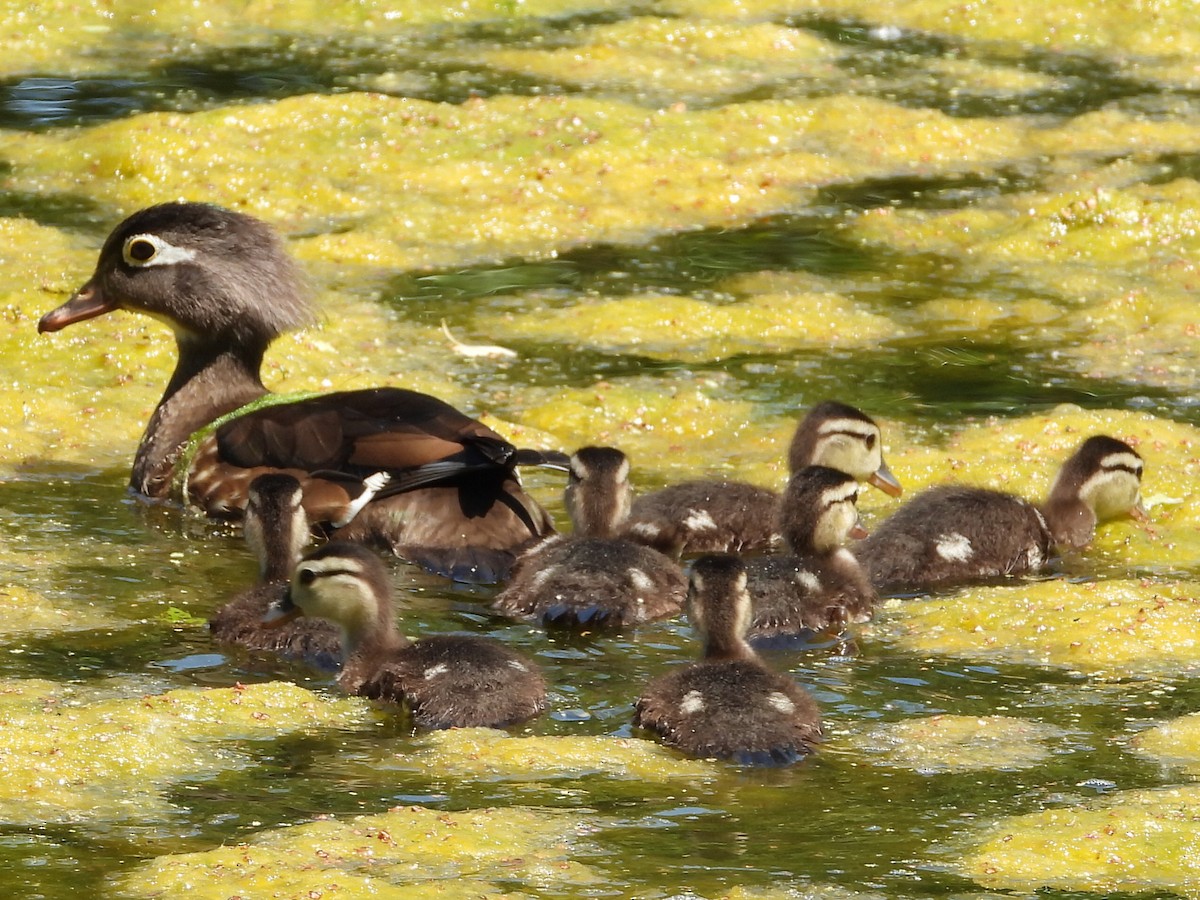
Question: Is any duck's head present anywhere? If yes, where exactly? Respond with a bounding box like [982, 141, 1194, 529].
[688, 554, 753, 660]
[265, 541, 395, 653]
[788, 400, 902, 497]
[243, 473, 309, 582]
[778, 466, 865, 554]
[1045, 435, 1146, 547]
[565, 446, 633, 538]
[39, 202, 312, 351]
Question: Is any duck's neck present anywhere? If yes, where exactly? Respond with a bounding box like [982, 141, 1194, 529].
[340, 595, 411, 662]
[131, 340, 268, 498]
[703, 631, 755, 662]
[1039, 494, 1095, 549]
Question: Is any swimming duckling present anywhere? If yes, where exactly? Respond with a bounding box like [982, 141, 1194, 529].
[266, 541, 547, 728]
[744, 466, 878, 638]
[854, 434, 1146, 594]
[208, 473, 343, 669]
[38, 202, 567, 583]
[622, 400, 901, 557]
[633, 554, 822, 765]
[492, 446, 687, 629]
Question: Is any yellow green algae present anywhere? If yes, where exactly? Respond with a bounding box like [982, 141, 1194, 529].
[0, 584, 124, 636]
[0, 679, 371, 826]
[848, 715, 1068, 774]
[956, 785, 1200, 897]
[0, 92, 1037, 272]
[116, 805, 607, 898]
[475, 273, 902, 364]
[1132, 712, 1200, 777]
[479, 17, 843, 103]
[0, 0, 611, 78]
[397, 727, 716, 781]
[841, 165, 1200, 392]
[869, 578, 1200, 680]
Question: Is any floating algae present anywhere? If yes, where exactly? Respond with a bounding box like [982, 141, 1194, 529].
[116, 804, 609, 898]
[957, 785, 1200, 897]
[849, 715, 1069, 774]
[398, 727, 715, 781]
[0, 680, 371, 826]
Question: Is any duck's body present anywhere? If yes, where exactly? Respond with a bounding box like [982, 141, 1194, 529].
[39, 202, 563, 582]
[493, 447, 687, 628]
[634, 555, 821, 765]
[622, 400, 901, 557]
[855, 435, 1146, 594]
[744, 466, 877, 637]
[268, 541, 546, 728]
[209, 473, 361, 670]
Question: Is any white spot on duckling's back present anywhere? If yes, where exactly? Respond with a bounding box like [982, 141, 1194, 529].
[628, 568, 654, 592]
[792, 570, 821, 593]
[423, 663, 449, 680]
[682, 509, 718, 533]
[680, 690, 705, 714]
[935, 532, 974, 563]
[766, 692, 795, 714]
[507, 659, 528, 672]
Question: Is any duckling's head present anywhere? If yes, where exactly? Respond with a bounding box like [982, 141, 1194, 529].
[244, 473, 309, 582]
[565, 446, 633, 538]
[788, 400, 902, 497]
[267, 541, 397, 655]
[688, 554, 753, 660]
[778, 466, 865, 554]
[39, 202, 312, 351]
[1045, 435, 1146, 547]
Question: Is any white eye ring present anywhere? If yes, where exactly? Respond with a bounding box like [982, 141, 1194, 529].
[122, 233, 197, 268]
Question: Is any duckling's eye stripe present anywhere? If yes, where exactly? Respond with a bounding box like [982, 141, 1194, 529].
[817, 419, 876, 437]
[1099, 452, 1143, 476]
[123, 234, 197, 268]
[303, 564, 364, 581]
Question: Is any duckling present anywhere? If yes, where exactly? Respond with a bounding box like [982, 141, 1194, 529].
[266, 541, 547, 728]
[855, 434, 1146, 593]
[744, 466, 878, 638]
[492, 446, 687, 629]
[633, 554, 822, 765]
[208, 473, 342, 668]
[622, 400, 901, 557]
[38, 202, 567, 583]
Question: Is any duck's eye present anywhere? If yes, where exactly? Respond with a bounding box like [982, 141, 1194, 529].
[298, 568, 317, 586]
[122, 233, 196, 268]
[123, 236, 159, 265]
[864, 433, 876, 449]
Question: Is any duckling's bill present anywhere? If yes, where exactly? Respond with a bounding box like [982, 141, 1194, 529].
[263, 591, 303, 628]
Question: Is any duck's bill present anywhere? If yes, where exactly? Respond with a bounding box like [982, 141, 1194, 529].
[1130, 497, 1150, 522]
[261, 592, 302, 628]
[868, 461, 903, 498]
[38, 282, 117, 333]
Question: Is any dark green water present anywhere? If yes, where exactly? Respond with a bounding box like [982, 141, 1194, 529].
[3, 7, 1198, 899]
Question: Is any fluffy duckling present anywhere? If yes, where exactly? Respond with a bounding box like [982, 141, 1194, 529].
[633, 554, 822, 765]
[38, 202, 567, 583]
[492, 446, 687, 629]
[622, 400, 901, 557]
[855, 434, 1146, 593]
[267, 541, 547, 728]
[208, 473, 342, 669]
[744, 466, 878, 638]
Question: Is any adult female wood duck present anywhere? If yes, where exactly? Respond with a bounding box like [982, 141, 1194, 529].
[209, 472, 342, 669]
[265, 541, 547, 729]
[621, 400, 902, 557]
[38, 202, 565, 583]
[854, 434, 1147, 594]
[633, 554, 822, 765]
[492, 446, 687, 629]
[744, 466, 878, 639]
